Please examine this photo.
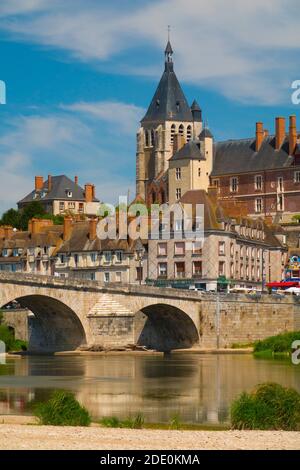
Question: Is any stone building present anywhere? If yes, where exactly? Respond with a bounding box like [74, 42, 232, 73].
[136, 43, 300, 223]
[0, 217, 147, 284]
[147, 189, 287, 291]
[136, 40, 202, 203]
[18, 174, 99, 216]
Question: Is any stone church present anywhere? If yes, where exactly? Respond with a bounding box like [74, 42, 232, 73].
[136, 41, 300, 223]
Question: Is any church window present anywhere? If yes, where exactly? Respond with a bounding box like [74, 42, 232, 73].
[187, 125, 192, 142]
[176, 168, 181, 180]
[176, 188, 181, 200]
[179, 124, 184, 136]
[145, 130, 149, 147]
[171, 124, 176, 144]
[150, 129, 155, 146]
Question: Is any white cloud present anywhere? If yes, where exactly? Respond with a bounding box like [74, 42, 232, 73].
[0, 0, 300, 103]
[62, 101, 145, 135]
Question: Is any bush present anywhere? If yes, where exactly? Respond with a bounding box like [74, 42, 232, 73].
[100, 413, 144, 429]
[231, 383, 300, 430]
[35, 390, 91, 426]
[254, 331, 300, 355]
[0, 325, 28, 352]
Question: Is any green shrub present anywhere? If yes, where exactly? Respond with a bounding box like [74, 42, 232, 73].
[169, 414, 181, 430]
[254, 331, 300, 355]
[0, 325, 28, 352]
[231, 383, 300, 430]
[100, 416, 121, 428]
[34, 390, 91, 426]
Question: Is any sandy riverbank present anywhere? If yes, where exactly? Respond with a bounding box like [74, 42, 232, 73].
[0, 423, 299, 450]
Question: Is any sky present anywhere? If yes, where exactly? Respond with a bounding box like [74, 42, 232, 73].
[0, 0, 300, 214]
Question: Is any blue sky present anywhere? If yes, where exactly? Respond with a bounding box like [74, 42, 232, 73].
[0, 0, 300, 214]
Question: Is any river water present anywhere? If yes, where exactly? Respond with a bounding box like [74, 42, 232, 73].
[0, 354, 299, 425]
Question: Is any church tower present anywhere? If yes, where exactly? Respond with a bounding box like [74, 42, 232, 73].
[136, 40, 203, 201]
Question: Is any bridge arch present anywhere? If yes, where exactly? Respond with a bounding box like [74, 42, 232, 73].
[1, 294, 86, 353]
[134, 303, 199, 352]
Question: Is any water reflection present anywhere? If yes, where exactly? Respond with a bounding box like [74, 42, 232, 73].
[0, 354, 299, 424]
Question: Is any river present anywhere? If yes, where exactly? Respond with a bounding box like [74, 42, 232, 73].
[0, 353, 299, 425]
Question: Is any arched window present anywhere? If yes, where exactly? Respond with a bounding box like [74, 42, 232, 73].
[145, 130, 149, 147]
[187, 125, 192, 142]
[150, 129, 155, 147]
[171, 124, 176, 144]
[179, 124, 184, 136]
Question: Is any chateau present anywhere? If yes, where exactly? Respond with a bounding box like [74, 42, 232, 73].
[136, 41, 300, 223]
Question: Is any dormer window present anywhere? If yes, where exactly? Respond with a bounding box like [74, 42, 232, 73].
[66, 190, 72, 198]
[176, 101, 180, 111]
[156, 99, 160, 108]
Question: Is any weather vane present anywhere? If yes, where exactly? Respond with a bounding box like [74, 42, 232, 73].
[168, 25, 171, 41]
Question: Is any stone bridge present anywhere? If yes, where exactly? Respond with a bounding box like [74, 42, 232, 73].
[0, 272, 299, 353]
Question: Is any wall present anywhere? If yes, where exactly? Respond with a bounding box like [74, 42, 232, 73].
[199, 293, 300, 348]
[1, 309, 29, 342]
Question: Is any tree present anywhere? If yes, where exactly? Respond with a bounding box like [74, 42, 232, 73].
[18, 201, 46, 230]
[0, 208, 21, 229]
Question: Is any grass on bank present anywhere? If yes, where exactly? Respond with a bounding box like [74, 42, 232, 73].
[231, 383, 300, 431]
[34, 390, 91, 426]
[253, 331, 300, 358]
[0, 324, 28, 352]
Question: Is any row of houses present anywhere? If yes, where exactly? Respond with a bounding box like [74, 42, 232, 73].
[0, 189, 288, 291]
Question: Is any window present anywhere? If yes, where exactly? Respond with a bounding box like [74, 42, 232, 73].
[158, 262, 167, 277]
[150, 129, 155, 147]
[68, 201, 75, 209]
[90, 273, 96, 281]
[115, 251, 123, 262]
[179, 124, 184, 136]
[230, 243, 234, 257]
[79, 203, 84, 213]
[212, 179, 219, 188]
[103, 251, 112, 263]
[174, 242, 185, 256]
[230, 177, 238, 192]
[230, 262, 234, 278]
[198, 168, 201, 177]
[74, 254, 79, 266]
[251, 248, 256, 259]
[60, 254, 65, 264]
[66, 190, 73, 198]
[187, 125, 192, 142]
[171, 124, 176, 144]
[13, 249, 18, 257]
[255, 175, 263, 190]
[175, 188, 181, 200]
[115, 272, 122, 283]
[255, 198, 263, 213]
[158, 243, 167, 256]
[218, 241, 225, 255]
[277, 194, 284, 211]
[59, 201, 65, 212]
[145, 130, 149, 147]
[218, 261, 225, 276]
[136, 266, 143, 282]
[277, 177, 284, 192]
[90, 252, 97, 262]
[2, 249, 8, 257]
[175, 168, 181, 180]
[192, 241, 202, 255]
[175, 261, 185, 278]
[174, 219, 183, 232]
[294, 171, 300, 183]
[104, 272, 110, 283]
[193, 261, 202, 277]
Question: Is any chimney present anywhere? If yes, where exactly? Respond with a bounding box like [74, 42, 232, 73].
[35, 176, 44, 191]
[63, 216, 73, 241]
[89, 218, 97, 241]
[92, 185, 95, 200]
[3, 226, 13, 239]
[85, 184, 93, 203]
[74, 176, 78, 185]
[48, 174, 52, 192]
[275, 117, 285, 150]
[264, 129, 269, 137]
[255, 122, 264, 152]
[29, 218, 53, 235]
[289, 115, 297, 155]
[173, 134, 185, 155]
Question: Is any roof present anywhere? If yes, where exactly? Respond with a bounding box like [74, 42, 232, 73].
[191, 99, 201, 112]
[141, 54, 193, 123]
[170, 141, 205, 161]
[212, 135, 294, 176]
[165, 40, 173, 54]
[199, 127, 213, 139]
[179, 190, 222, 230]
[18, 175, 99, 205]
